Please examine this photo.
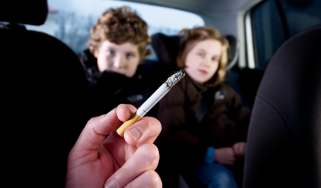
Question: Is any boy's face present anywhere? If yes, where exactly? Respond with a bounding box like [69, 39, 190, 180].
[184, 39, 222, 84]
[94, 40, 140, 77]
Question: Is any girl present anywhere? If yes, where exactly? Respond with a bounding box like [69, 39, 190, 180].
[156, 27, 249, 188]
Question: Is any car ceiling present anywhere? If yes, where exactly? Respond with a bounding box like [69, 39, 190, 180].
[121, 0, 251, 35]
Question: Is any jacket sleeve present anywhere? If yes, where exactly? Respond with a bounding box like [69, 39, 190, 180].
[204, 84, 250, 147]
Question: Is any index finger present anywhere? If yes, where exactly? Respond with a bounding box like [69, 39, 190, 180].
[73, 104, 136, 151]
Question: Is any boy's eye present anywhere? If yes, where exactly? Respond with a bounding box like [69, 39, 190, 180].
[108, 48, 115, 56]
[126, 52, 136, 59]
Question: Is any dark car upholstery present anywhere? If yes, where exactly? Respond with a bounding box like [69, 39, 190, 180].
[0, 0, 90, 187]
[0, 0, 48, 25]
[244, 26, 321, 188]
[151, 33, 180, 66]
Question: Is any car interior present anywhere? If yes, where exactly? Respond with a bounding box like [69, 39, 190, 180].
[1, 0, 320, 187]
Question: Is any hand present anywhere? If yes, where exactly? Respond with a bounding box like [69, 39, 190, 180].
[214, 147, 236, 165]
[65, 104, 162, 188]
[232, 142, 246, 157]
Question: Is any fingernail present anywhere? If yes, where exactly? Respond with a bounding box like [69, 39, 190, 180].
[128, 105, 137, 113]
[128, 127, 142, 140]
[104, 179, 119, 188]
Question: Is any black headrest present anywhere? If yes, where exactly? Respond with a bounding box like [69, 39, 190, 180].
[151, 33, 180, 65]
[0, 0, 48, 25]
[0, 26, 89, 187]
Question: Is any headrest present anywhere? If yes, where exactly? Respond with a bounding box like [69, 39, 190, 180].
[258, 25, 321, 114]
[225, 34, 239, 70]
[0, 28, 90, 187]
[151, 33, 180, 65]
[247, 25, 321, 187]
[0, 0, 48, 25]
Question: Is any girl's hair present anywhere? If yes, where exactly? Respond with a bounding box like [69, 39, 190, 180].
[88, 6, 150, 58]
[177, 27, 229, 86]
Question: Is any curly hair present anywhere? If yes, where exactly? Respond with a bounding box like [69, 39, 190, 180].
[88, 6, 150, 58]
[177, 27, 229, 86]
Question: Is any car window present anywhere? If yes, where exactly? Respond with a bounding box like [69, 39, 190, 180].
[251, 0, 287, 70]
[242, 0, 321, 70]
[27, 0, 205, 54]
[281, 0, 321, 35]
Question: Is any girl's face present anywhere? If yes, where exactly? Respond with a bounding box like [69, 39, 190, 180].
[94, 40, 140, 77]
[184, 39, 222, 84]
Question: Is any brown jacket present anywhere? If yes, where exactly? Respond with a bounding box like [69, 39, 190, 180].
[156, 75, 249, 187]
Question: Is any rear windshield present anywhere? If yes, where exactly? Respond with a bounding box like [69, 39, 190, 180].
[27, 0, 205, 53]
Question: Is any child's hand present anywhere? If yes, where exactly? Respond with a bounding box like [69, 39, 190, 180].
[232, 142, 246, 157]
[215, 147, 236, 165]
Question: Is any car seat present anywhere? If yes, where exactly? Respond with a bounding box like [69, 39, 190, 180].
[243, 25, 321, 188]
[0, 0, 90, 187]
[151, 32, 239, 70]
[151, 32, 180, 66]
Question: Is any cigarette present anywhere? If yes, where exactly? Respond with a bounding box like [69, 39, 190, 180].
[116, 70, 185, 136]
